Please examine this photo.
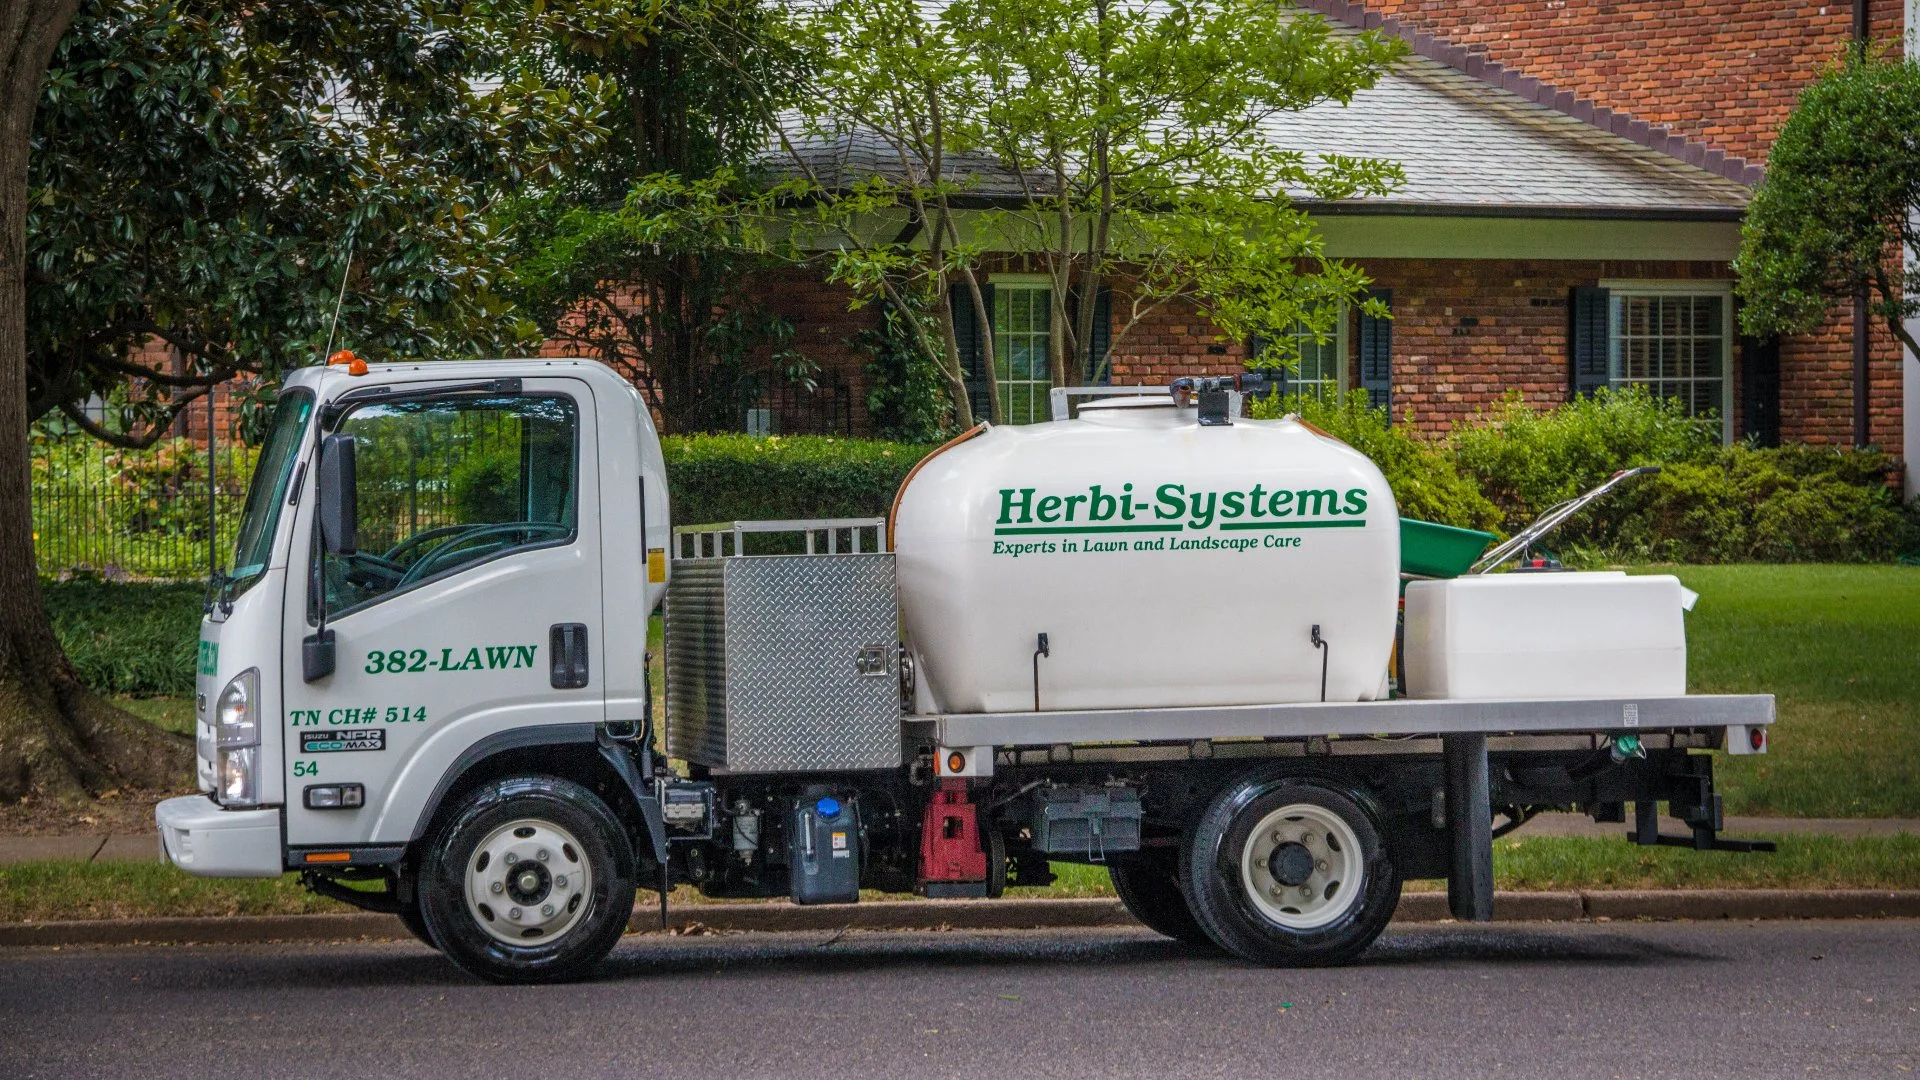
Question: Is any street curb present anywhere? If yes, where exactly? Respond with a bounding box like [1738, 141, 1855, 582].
[3, 891, 1917, 948]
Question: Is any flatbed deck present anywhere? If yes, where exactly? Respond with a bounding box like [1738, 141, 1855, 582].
[907, 693, 1773, 748]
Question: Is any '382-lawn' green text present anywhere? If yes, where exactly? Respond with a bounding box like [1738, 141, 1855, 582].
[366, 644, 540, 675]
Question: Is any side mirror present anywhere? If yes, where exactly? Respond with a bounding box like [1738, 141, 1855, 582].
[317, 433, 358, 556]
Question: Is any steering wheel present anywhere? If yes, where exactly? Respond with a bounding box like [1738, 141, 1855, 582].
[395, 522, 571, 587]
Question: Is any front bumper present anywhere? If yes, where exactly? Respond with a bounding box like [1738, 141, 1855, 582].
[156, 795, 283, 878]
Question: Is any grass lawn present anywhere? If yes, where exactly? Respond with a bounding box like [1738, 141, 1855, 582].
[1654, 564, 1920, 817]
[6, 835, 1916, 922]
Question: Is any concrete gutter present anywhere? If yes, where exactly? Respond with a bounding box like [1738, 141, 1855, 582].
[4, 891, 1918, 948]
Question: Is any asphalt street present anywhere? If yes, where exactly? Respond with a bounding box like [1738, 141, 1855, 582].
[3, 921, 1916, 1079]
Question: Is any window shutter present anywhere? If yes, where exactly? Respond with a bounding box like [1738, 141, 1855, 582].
[950, 280, 994, 421]
[1569, 285, 1611, 397]
[1357, 288, 1392, 416]
[1084, 285, 1113, 384]
[1739, 333, 1781, 447]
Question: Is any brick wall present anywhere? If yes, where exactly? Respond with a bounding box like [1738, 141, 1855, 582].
[754, 257, 1904, 455]
[1358, 0, 1908, 165]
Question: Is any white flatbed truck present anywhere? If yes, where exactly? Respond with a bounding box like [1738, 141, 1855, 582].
[157, 358, 1774, 983]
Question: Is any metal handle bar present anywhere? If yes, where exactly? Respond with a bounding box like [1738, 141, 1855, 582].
[1470, 466, 1661, 574]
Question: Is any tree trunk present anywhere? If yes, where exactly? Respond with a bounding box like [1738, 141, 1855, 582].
[0, 0, 190, 803]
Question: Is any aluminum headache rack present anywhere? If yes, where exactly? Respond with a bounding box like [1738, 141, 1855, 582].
[674, 517, 886, 559]
[907, 693, 1774, 749]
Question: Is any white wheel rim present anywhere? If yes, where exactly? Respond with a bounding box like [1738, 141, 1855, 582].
[1239, 802, 1364, 931]
[464, 818, 594, 947]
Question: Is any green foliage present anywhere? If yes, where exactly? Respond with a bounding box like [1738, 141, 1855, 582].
[1451, 387, 1721, 532]
[1248, 391, 1500, 531]
[32, 433, 253, 580]
[30, 0, 631, 442]
[502, 1, 812, 433]
[857, 300, 958, 444]
[452, 453, 521, 525]
[1734, 46, 1920, 358]
[774, 0, 1406, 423]
[46, 580, 204, 697]
[662, 434, 933, 525]
[1607, 449, 1918, 564]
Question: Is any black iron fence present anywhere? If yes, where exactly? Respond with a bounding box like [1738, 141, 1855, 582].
[31, 433, 253, 581]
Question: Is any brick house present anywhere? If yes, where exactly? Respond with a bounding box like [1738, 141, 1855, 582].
[711, 0, 1915, 495]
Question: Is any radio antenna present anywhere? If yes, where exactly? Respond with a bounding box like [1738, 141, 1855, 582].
[321, 235, 356, 364]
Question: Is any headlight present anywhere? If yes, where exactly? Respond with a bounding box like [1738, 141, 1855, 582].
[215, 669, 260, 806]
[219, 747, 257, 805]
[215, 669, 260, 750]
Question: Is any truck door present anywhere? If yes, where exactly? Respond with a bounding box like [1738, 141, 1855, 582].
[282, 379, 604, 847]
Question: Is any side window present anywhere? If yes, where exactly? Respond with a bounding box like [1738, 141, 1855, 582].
[325, 394, 577, 613]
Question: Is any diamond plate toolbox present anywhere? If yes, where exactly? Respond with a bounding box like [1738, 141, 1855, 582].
[665, 553, 901, 773]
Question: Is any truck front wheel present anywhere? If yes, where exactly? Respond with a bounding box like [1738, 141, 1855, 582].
[419, 775, 636, 984]
[1180, 775, 1400, 966]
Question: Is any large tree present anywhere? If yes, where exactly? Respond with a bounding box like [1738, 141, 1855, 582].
[1735, 47, 1920, 363]
[769, 0, 1406, 425]
[503, 0, 812, 434]
[1, 0, 632, 801]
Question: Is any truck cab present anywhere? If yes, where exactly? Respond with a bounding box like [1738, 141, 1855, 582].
[160, 359, 1773, 984]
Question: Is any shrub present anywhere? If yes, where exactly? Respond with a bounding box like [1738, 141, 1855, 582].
[1250, 391, 1502, 531]
[1607, 448, 1920, 563]
[1451, 387, 1720, 533]
[662, 433, 937, 526]
[48, 578, 204, 697]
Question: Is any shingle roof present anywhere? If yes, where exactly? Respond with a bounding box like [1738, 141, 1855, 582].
[773, 5, 1752, 219]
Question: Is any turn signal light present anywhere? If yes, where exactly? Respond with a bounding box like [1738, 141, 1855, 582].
[946, 751, 967, 774]
[327, 349, 369, 376]
[304, 851, 352, 864]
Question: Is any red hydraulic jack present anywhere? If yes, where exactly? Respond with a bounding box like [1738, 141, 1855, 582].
[919, 779, 989, 898]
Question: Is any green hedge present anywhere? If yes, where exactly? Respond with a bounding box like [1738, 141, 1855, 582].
[662, 434, 935, 525]
[48, 579, 204, 697]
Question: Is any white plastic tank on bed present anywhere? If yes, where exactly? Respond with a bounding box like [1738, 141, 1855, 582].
[1401, 571, 1699, 700]
[891, 398, 1400, 714]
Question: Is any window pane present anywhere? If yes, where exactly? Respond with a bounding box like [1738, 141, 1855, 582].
[326, 394, 577, 612]
[992, 285, 1053, 425]
[1607, 292, 1724, 426]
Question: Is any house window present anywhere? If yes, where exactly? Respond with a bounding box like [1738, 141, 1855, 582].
[1603, 283, 1732, 436]
[1253, 314, 1347, 401]
[992, 280, 1053, 425]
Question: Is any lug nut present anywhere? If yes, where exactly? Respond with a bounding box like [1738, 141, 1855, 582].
[1271, 829, 1286, 844]
[1268, 884, 1285, 899]
[541, 904, 554, 916]
[490, 882, 503, 895]
[509, 907, 522, 920]
[1317, 860, 1329, 872]
[554, 875, 567, 889]
[537, 848, 550, 863]
[504, 851, 518, 864]
[1300, 886, 1313, 898]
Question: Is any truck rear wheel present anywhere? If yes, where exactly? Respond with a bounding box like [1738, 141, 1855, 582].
[1108, 849, 1214, 947]
[1180, 775, 1399, 966]
[419, 775, 635, 984]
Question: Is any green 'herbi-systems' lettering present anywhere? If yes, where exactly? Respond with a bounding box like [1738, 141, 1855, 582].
[197, 640, 219, 676]
[365, 645, 539, 676]
[995, 482, 1368, 536]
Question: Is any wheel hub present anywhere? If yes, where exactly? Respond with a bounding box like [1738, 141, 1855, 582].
[465, 819, 592, 946]
[1238, 802, 1364, 931]
[1266, 841, 1315, 887]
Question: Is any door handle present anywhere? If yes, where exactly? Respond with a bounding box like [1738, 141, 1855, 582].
[550, 623, 590, 689]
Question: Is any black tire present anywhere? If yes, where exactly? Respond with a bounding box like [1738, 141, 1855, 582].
[1108, 848, 1214, 947]
[397, 901, 437, 950]
[1180, 774, 1399, 967]
[985, 826, 1008, 899]
[419, 775, 636, 984]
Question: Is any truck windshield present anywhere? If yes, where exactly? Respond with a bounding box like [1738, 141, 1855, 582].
[227, 390, 314, 595]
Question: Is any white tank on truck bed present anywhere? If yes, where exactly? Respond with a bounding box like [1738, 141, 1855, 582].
[892, 398, 1400, 714]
